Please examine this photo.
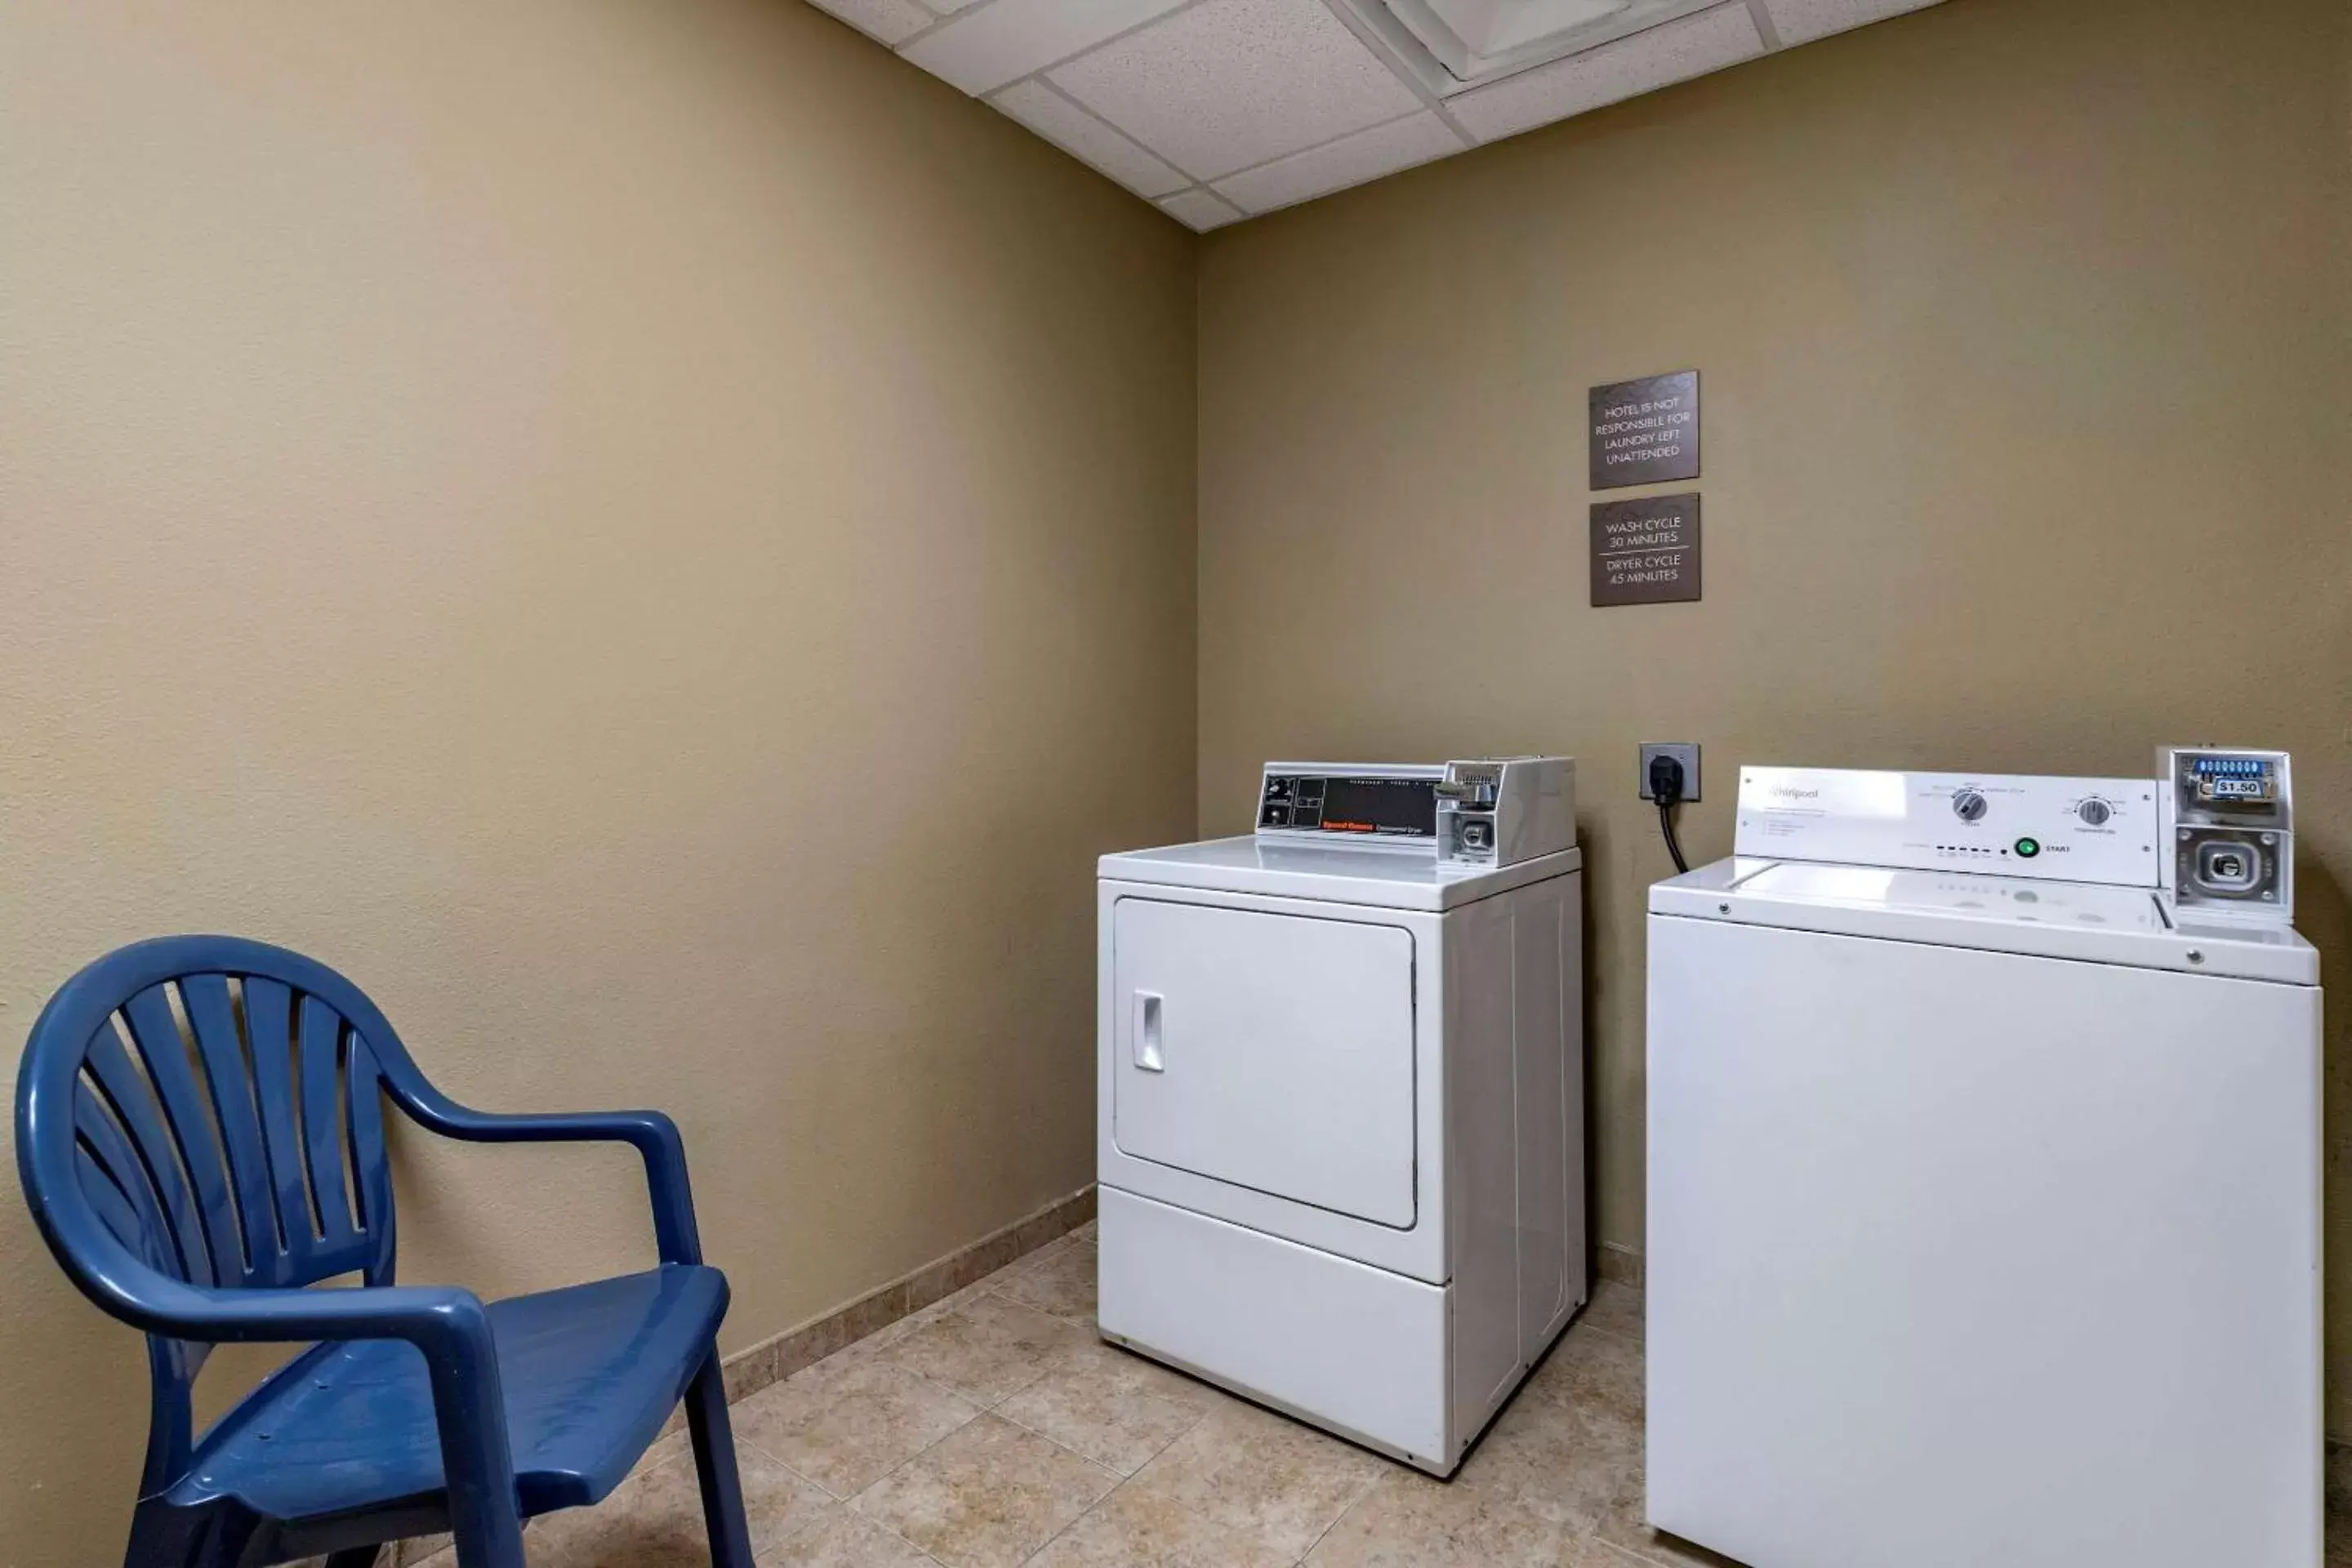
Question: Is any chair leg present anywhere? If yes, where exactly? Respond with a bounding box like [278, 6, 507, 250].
[122, 1499, 191, 1568]
[123, 1499, 268, 1568]
[448, 1515, 526, 1568]
[684, 1350, 755, 1568]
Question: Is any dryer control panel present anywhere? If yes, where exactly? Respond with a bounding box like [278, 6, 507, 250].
[1735, 767, 2161, 886]
[1257, 763, 1442, 841]
[1254, 756, 1575, 867]
[1436, 756, 1575, 869]
[2158, 746, 2293, 920]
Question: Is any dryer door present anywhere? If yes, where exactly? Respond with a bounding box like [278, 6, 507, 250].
[1111, 898, 1416, 1227]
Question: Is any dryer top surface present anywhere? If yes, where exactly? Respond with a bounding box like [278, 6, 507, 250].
[1101, 835, 1581, 911]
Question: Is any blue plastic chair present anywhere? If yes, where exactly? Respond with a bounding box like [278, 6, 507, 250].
[14, 936, 755, 1568]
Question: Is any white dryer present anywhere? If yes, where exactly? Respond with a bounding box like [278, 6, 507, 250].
[1097, 759, 1585, 1474]
[1646, 757, 2322, 1568]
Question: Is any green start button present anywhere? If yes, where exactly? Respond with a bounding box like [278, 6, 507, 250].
[2014, 837, 2042, 858]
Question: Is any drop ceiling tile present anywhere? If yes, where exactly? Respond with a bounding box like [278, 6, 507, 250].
[1158, 189, 1246, 230]
[1450, 2, 1764, 143]
[1761, 0, 1944, 47]
[991, 80, 1190, 198]
[1212, 112, 1467, 214]
[1050, 0, 1427, 181]
[805, 0, 935, 47]
[902, 0, 1193, 96]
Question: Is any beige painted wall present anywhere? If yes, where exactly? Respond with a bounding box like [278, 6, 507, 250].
[1198, 0, 2352, 1428]
[0, 0, 1194, 1556]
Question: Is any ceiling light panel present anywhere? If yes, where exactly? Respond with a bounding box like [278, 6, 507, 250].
[902, 0, 1194, 96]
[1050, 0, 1426, 181]
[1212, 111, 1466, 215]
[1414, 0, 1701, 78]
[1433, 0, 1631, 56]
[1761, 0, 1944, 47]
[991, 80, 1191, 198]
[1344, 0, 1729, 92]
[1448, 1, 1763, 140]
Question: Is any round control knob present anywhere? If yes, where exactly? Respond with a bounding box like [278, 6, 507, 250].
[1952, 789, 1989, 822]
[2077, 798, 2113, 827]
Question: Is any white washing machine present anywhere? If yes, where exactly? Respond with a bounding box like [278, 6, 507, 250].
[1097, 758, 1585, 1474]
[1646, 755, 2322, 1568]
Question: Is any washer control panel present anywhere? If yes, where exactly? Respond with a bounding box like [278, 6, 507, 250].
[1735, 767, 2159, 885]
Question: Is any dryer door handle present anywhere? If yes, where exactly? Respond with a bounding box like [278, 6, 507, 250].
[1133, 991, 1165, 1072]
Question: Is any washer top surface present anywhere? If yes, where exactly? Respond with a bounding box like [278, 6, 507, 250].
[1650, 857, 2316, 985]
[1101, 835, 1582, 911]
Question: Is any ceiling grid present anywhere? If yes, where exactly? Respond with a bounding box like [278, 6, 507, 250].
[810, 0, 1949, 228]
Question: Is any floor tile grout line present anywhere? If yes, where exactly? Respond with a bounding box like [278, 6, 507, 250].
[826, 1491, 954, 1568]
[873, 1313, 1029, 1409]
[844, 1430, 952, 1517]
[1015, 1473, 1139, 1568]
[1010, 1446, 1170, 1568]
[735, 1358, 988, 1503]
[1577, 1317, 1644, 1348]
[989, 1381, 1208, 1482]
[844, 1404, 1122, 1566]
[1004, 1352, 1240, 1566]
[1290, 1463, 1386, 1565]
[734, 1430, 859, 1504]
[713, 1443, 848, 1558]
[873, 1508, 955, 1568]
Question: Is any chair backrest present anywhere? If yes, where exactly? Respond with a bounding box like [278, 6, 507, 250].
[15, 936, 430, 1486]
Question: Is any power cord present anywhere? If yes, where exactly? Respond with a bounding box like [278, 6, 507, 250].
[1649, 754, 1690, 875]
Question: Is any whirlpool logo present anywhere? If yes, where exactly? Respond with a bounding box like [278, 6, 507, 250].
[1768, 786, 1820, 801]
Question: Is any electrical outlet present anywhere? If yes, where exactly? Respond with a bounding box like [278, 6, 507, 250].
[1639, 743, 1701, 802]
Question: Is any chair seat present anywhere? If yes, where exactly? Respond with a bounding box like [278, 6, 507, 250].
[174, 1264, 728, 1525]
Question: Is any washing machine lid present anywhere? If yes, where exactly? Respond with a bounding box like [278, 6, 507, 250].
[1650, 857, 2318, 985]
[1100, 835, 1581, 911]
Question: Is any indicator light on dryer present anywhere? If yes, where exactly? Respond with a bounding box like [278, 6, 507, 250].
[2015, 837, 2042, 858]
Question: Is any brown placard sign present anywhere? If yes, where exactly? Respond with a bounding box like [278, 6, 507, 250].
[1589, 370, 1699, 489]
[1591, 492, 1700, 607]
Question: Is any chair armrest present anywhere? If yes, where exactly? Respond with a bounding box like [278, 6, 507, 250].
[131, 1272, 488, 1346]
[392, 1094, 704, 1266]
[105, 1276, 529, 1565]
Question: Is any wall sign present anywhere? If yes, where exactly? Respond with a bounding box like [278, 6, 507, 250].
[1589, 370, 1699, 489]
[1591, 492, 1700, 607]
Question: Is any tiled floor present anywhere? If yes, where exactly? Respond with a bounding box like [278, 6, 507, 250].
[417, 1223, 1699, 1567]
[415, 1229, 2350, 1566]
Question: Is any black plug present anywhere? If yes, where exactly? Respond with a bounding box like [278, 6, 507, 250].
[1649, 755, 1690, 875]
[1648, 753, 1686, 808]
